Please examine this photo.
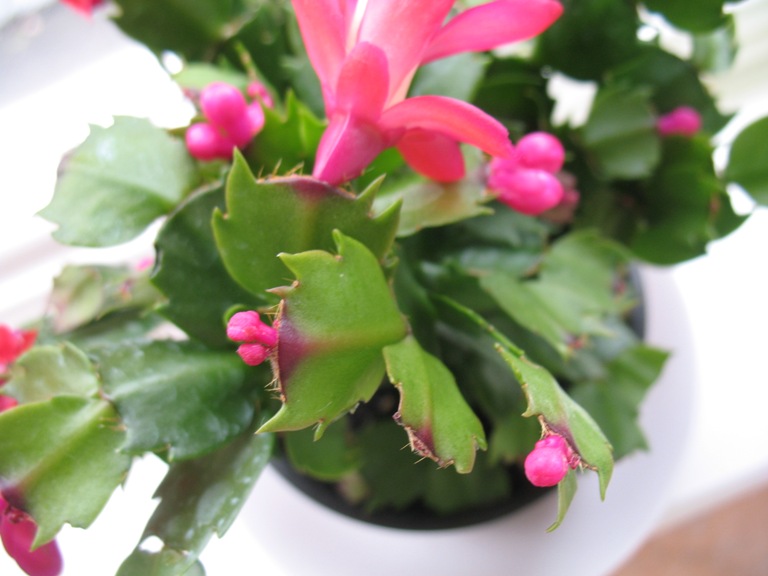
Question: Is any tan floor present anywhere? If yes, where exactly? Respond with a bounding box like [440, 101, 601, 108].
[611, 482, 768, 575]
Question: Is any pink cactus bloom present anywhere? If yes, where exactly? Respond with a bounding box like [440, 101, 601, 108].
[0, 325, 36, 378]
[0, 395, 18, 412]
[59, 0, 103, 17]
[524, 434, 578, 488]
[186, 83, 265, 161]
[657, 106, 703, 137]
[0, 497, 63, 576]
[291, 0, 563, 185]
[227, 311, 278, 366]
[516, 131, 566, 173]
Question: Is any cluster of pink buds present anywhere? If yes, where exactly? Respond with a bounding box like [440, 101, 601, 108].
[656, 106, 702, 137]
[185, 82, 270, 162]
[524, 433, 581, 487]
[226, 311, 278, 366]
[487, 132, 566, 216]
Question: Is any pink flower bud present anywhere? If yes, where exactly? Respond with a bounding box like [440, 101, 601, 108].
[657, 106, 702, 137]
[237, 343, 270, 366]
[524, 435, 571, 487]
[221, 102, 265, 149]
[186, 82, 266, 161]
[200, 82, 250, 134]
[0, 496, 63, 576]
[490, 168, 564, 216]
[227, 311, 278, 347]
[516, 132, 565, 173]
[247, 82, 274, 109]
[185, 123, 233, 161]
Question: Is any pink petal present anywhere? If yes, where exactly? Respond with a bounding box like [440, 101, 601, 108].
[380, 95, 514, 159]
[312, 113, 386, 185]
[396, 129, 465, 182]
[334, 42, 389, 121]
[357, 0, 454, 104]
[422, 0, 563, 64]
[291, 0, 348, 108]
[0, 514, 63, 576]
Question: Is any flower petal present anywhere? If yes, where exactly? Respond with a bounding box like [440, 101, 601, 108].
[313, 113, 386, 185]
[422, 0, 563, 64]
[396, 129, 465, 182]
[291, 0, 349, 108]
[358, 0, 454, 104]
[334, 42, 389, 121]
[380, 95, 514, 159]
[0, 509, 63, 576]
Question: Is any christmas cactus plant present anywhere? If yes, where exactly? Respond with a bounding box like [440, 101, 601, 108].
[2, 0, 768, 574]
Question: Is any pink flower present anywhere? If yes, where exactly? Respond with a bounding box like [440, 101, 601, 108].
[1, 496, 63, 576]
[291, 0, 563, 185]
[59, 0, 103, 17]
[0, 325, 36, 380]
[524, 434, 580, 487]
[487, 131, 566, 215]
[657, 106, 702, 137]
[186, 83, 266, 161]
[227, 311, 278, 366]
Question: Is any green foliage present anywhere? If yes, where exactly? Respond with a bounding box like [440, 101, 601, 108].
[245, 92, 325, 175]
[498, 347, 613, 496]
[373, 162, 492, 237]
[383, 336, 487, 473]
[111, 0, 265, 62]
[643, 0, 729, 32]
[118, 429, 273, 576]
[39, 117, 198, 247]
[95, 339, 262, 461]
[213, 155, 400, 299]
[48, 264, 161, 334]
[570, 344, 669, 459]
[357, 418, 511, 515]
[5, 343, 99, 402]
[283, 421, 360, 481]
[536, 0, 640, 81]
[410, 53, 490, 102]
[0, 397, 131, 546]
[152, 186, 262, 348]
[631, 136, 739, 263]
[725, 115, 768, 205]
[480, 232, 633, 357]
[610, 46, 731, 133]
[582, 85, 660, 180]
[259, 232, 408, 436]
[472, 57, 551, 132]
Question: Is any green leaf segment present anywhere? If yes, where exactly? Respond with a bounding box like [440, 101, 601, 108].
[213, 153, 401, 301]
[39, 117, 198, 247]
[258, 232, 408, 437]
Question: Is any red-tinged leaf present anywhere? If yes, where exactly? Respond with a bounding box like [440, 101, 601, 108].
[383, 336, 486, 473]
[258, 232, 408, 437]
